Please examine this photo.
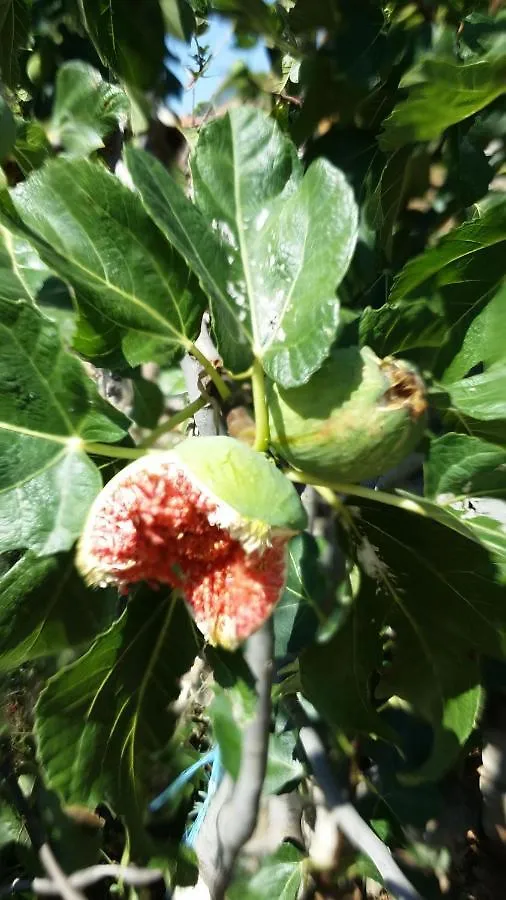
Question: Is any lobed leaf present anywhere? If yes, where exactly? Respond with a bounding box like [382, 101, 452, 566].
[7, 158, 206, 367]
[127, 108, 358, 387]
[0, 299, 128, 554]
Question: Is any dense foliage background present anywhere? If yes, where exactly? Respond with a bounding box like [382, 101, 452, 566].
[0, 0, 505, 898]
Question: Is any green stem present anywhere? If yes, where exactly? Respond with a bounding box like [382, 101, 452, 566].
[141, 396, 207, 448]
[251, 359, 270, 453]
[287, 471, 428, 518]
[84, 442, 150, 461]
[189, 343, 231, 400]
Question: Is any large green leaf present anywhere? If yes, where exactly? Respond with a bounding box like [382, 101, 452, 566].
[35, 589, 197, 848]
[0, 299, 128, 554]
[303, 493, 506, 779]
[380, 51, 506, 150]
[385, 199, 506, 376]
[0, 551, 116, 671]
[358, 499, 503, 762]
[77, 0, 168, 93]
[8, 159, 206, 367]
[49, 61, 129, 157]
[300, 583, 392, 741]
[125, 144, 254, 375]
[192, 108, 358, 386]
[126, 108, 358, 387]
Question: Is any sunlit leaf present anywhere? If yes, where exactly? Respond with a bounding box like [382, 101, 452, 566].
[7, 159, 206, 367]
[0, 299, 128, 554]
[49, 61, 129, 157]
[126, 108, 358, 387]
[380, 52, 506, 150]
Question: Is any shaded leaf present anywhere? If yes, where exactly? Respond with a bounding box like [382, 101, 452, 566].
[0, 299, 128, 554]
[359, 298, 445, 360]
[380, 52, 506, 150]
[8, 159, 206, 367]
[0, 96, 15, 161]
[263, 731, 304, 794]
[161, 0, 195, 41]
[444, 131, 493, 208]
[228, 843, 305, 900]
[0, 551, 116, 671]
[443, 283, 506, 382]
[77, 0, 168, 93]
[49, 61, 129, 157]
[35, 590, 197, 850]
[12, 120, 52, 175]
[273, 533, 327, 659]
[389, 199, 506, 377]
[131, 375, 164, 429]
[0, 0, 31, 87]
[351, 497, 505, 768]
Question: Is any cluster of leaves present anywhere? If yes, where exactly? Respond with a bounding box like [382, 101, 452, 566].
[0, 0, 505, 896]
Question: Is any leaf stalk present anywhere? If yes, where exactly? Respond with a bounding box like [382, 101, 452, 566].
[251, 359, 270, 453]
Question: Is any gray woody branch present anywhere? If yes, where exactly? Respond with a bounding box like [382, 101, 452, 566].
[298, 722, 422, 900]
[196, 620, 274, 899]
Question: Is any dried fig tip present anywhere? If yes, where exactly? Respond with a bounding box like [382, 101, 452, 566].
[380, 357, 428, 420]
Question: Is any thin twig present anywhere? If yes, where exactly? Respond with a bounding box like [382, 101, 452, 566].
[0, 864, 166, 897]
[297, 722, 421, 900]
[196, 620, 274, 899]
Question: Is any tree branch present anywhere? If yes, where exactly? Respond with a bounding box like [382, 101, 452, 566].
[0, 865, 166, 897]
[0, 756, 86, 900]
[297, 722, 421, 900]
[196, 620, 274, 898]
[180, 316, 224, 437]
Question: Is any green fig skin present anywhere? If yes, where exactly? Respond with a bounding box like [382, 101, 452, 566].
[267, 346, 427, 483]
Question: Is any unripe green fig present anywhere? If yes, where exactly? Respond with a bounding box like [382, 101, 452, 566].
[267, 346, 427, 482]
